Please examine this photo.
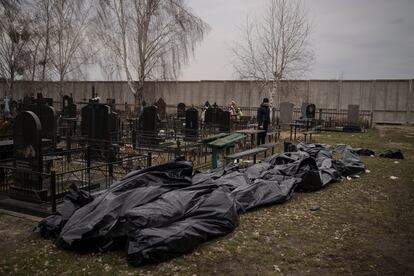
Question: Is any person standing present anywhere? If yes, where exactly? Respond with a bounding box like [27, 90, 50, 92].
[257, 98, 270, 145]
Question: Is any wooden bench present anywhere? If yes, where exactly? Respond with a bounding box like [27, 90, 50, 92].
[258, 142, 279, 156]
[225, 147, 267, 164]
[302, 131, 315, 142]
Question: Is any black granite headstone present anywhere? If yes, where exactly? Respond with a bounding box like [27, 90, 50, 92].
[19, 95, 35, 112]
[204, 107, 212, 125]
[185, 107, 199, 140]
[44, 97, 53, 106]
[81, 103, 111, 141]
[300, 103, 316, 119]
[306, 104, 316, 119]
[11, 111, 46, 201]
[138, 106, 158, 144]
[219, 110, 231, 132]
[81, 102, 120, 160]
[62, 95, 77, 118]
[27, 94, 57, 150]
[177, 103, 186, 118]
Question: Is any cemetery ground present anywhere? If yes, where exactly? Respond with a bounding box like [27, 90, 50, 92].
[0, 126, 413, 275]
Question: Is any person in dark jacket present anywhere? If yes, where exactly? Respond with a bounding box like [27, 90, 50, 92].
[257, 98, 271, 145]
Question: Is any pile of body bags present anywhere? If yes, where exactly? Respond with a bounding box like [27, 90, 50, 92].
[35, 143, 366, 266]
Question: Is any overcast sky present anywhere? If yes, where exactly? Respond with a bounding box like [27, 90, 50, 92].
[179, 0, 414, 80]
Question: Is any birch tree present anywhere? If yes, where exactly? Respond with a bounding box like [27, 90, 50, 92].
[48, 0, 97, 99]
[95, 0, 209, 106]
[231, 0, 313, 107]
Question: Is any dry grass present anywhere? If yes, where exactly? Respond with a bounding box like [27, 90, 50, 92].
[0, 126, 413, 275]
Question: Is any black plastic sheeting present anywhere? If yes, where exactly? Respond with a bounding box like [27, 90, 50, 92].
[35, 142, 367, 266]
[379, 149, 404, 159]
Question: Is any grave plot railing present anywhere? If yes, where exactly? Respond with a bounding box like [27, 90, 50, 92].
[129, 128, 208, 166]
[0, 164, 53, 204]
[43, 147, 88, 175]
[316, 109, 372, 129]
[51, 153, 147, 211]
[0, 147, 149, 214]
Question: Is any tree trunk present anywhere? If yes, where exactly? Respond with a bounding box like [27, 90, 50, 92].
[136, 81, 144, 107]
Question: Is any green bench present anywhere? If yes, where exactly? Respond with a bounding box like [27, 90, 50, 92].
[200, 133, 228, 144]
[207, 133, 245, 168]
[200, 133, 229, 163]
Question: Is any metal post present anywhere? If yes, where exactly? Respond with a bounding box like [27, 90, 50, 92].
[86, 146, 91, 173]
[50, 171, 56, 213]
[147, 152, 152, 167]
[67, 135, 72, 162]
[211, 147, 218, 169]
[108, 148, 114, 179]
[132, 129, 136, 149]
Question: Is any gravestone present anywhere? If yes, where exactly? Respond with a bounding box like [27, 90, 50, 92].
[138, 106, 159, 144]
[343, 105, 362, 132]
[44, 97, 53, 106]
[11, 111, 46, 201]
[81, 103, 111, 141]
[81, 102, 120, 159]
[10, 100, 18, 116]
[185, 107, 199, 140]
[19, 95, 35, 112]
[62, 95, 77, 118]
[219, 110, 231, 132]
[109, 110, 121, 142]
[205, 106, 220, 126]
[204, 106, 226, 133]
[27, 94, 57, 151]
[306, 104, 316, 119]
[107, 98, 116, 110]
[279, 102, 294, 125]
[347, 105, 360, 125]
[155, 98, 167, 120]
[204, 107, 213, 125]
[177, 103, 186, 118]
[301, 103, 316, 119]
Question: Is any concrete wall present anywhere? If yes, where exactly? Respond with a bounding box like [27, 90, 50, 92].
[1, 79, 413, 124]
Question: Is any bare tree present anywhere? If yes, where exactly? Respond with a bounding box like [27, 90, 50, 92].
[95, 0, 209, 106]
[47, 0, 98, 99]
[0, 1, 32, 97]
[35, 0, 53, 82]
[231, 0, 313, 107]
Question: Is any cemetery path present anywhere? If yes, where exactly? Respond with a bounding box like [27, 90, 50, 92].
[0, 126, 413, 275]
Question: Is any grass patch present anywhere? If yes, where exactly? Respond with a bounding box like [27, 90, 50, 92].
[1, 126, 413, 275]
